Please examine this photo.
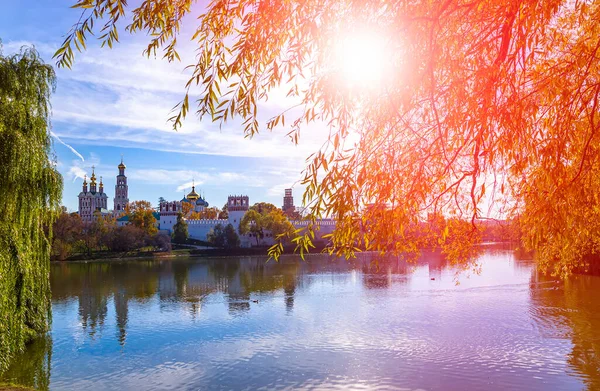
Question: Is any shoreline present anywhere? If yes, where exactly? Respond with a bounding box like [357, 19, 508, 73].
[50, 241, 520, 264]
[50, 247, 280, 263]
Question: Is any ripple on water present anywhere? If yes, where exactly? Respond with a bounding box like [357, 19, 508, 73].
[3, 252, 598, 391]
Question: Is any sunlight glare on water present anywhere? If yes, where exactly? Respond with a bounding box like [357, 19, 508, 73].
[2, 246, 600, 390]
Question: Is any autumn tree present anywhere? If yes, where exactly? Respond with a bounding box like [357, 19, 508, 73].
[127, 200, 158, 236]
[108, 225, 146, 252]
[240, 204, 296, 246]
[88, 210, 118, 251]
[181, 201, 194, 217]
[219, 204, 229, 220]
[200, 206, 220, 219]
[57, 0, 600, 275]
[189, 207, 221, 220]
[250, 202, 279, 215]
[52, 212, 84, 261]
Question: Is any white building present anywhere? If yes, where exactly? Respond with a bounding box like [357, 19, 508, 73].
[159, 194, 335, 247]
[160, 195, 250, 246]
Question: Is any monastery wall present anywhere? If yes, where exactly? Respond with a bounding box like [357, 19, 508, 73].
[187, 219, 229, 242]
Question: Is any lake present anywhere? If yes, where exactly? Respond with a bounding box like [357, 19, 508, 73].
[2, 246, 600, 390]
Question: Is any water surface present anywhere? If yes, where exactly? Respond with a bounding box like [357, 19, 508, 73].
[2, 247, 600, 390]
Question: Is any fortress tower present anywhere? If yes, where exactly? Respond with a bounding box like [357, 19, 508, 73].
[159, 200, 183, 232]
[227, 195, 249, 228]
[282, 188, 295, 217]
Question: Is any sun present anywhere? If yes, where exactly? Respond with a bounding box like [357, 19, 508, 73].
[333, 31, 388, 87]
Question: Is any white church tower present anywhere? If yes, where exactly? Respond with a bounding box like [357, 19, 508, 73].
[113, 157, 129, 216]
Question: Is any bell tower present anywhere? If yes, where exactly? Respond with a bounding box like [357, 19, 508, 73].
[113, 157, 129, 216]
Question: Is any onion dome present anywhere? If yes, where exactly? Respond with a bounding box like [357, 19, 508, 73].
[118, 157, 126, 170]
[187, 185, 200, 201]
[90, 167, 97, 184]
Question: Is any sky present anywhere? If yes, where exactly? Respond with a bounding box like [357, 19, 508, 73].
[0, 0, 327, 212]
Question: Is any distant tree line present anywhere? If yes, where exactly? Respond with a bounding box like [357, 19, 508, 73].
[52, 201, 307, 258]
[52, 201, 171, 261]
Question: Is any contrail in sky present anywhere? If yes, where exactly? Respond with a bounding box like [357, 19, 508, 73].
[50, 131, 85, 162]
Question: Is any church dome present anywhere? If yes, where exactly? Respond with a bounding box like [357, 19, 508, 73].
[187, 186, 200, 200]
[118, 162, 126, 170]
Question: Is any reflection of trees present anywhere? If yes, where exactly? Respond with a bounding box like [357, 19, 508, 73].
[530, 273, 600, 390]
[175, 262, 220, 317]
[284, 277, 295, 314]
[114, 288, 128, 346]
[359, 252, 413, 289]
[51, 262, 161, 343]
[207, 257, 304, 315]
[173, 262, 189, 297]
[240, 262, 301, 293]
[227, 292, 251, 315]
[77, 265, 109, 337]
[0, 335, 51, 391]
[208, 258, 240, 281]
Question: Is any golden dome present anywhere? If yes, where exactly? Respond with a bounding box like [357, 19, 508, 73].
[118, 155, 126, 170]
[187, 186, 200, 200]
[90, 167, 97, 184]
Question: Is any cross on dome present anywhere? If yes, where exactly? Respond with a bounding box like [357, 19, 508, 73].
[118, 155, 126, 170]
[90, 165, 97, 183]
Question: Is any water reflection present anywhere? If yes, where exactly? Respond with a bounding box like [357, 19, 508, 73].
[2, 249, 600, 390]
[1, 335, 51, 390]
[114, 288, 128, 346]
[530, 273, 600, 390]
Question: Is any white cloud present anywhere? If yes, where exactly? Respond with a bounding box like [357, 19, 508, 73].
[267, 183, 292, 197]
[4, 37, 324, 207]
[67, 165, 87, 182]
[51, 131, 84, 161]
[4, 38, 330, 160]
[127, 168, 267, 194]
[176, 181, 197, 192]
[64, 153, 102, 182]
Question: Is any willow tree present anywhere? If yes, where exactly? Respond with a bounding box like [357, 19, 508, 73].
[0, 46, 62, 371]
[56, 0, 600, 276]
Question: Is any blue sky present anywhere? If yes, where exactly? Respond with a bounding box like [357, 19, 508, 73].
[1, 0, 327, 212]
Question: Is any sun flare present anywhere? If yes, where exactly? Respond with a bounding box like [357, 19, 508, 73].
[334, 31, 388, 87]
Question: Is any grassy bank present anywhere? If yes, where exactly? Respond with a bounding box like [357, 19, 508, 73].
[51, 247, 284, 263]
[0, 383, 33, 391]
